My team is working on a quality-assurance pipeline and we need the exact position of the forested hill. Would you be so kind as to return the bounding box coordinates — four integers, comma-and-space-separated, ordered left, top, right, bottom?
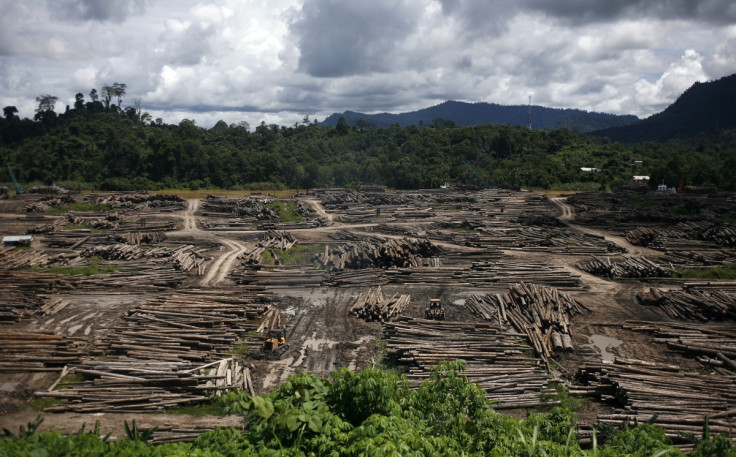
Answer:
2, 98, 736, 192
592, 73, 736, 143
321, 100, 638, 132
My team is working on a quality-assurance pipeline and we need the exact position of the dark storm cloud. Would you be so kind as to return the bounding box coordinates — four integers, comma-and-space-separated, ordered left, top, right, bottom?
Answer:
441, 0, 736, 25
290, 0, 421, 77
52, 0, 149, 23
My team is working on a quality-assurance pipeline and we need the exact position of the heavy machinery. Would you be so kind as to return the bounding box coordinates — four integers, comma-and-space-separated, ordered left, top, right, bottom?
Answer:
258, 329, 289, 359
425, 298, 445, 320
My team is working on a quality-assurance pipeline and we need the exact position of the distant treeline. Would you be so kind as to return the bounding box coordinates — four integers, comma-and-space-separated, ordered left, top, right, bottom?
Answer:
2, 100, 735, 191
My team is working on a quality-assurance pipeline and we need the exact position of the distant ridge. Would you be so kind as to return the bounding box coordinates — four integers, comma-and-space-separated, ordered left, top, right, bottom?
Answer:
592, 73, 736, 143
321, 100, 638, 132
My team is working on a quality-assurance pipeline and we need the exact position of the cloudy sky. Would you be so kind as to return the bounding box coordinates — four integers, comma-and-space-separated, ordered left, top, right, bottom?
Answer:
1, 0, 735, 128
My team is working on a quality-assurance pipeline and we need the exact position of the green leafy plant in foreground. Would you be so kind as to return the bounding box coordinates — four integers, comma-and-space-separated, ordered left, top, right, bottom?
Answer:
3, 362, 736, 456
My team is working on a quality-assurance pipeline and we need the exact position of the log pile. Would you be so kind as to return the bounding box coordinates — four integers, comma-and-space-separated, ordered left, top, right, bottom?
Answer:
0, 331, 83, 372
34, 290, 272, 412
166, 245, 208, 274
626, 221, 736, 248
576, 358, 736, 442
111, 230, 168, 245
232, 264, 325, 288
0, 246, 51, 269
636, 286, 736, 321
313, 237, 442, 270
36, 357, 255, 413
383, 317, 558, 409
466, 283, 589, 362
258, 230, 297, 250
81, 244, 144, 260
349, 286, 410, 322
576, 256, 672, 278
624, 320, 736, 373
0, 271, 74, 322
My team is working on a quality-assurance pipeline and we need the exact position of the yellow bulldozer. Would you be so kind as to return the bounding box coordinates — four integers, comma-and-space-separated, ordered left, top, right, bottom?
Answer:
425, 298, 445, 320
258, 329, 289, 359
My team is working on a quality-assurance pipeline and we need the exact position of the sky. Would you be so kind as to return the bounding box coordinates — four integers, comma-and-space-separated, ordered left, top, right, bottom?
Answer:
1, 0, 735, 128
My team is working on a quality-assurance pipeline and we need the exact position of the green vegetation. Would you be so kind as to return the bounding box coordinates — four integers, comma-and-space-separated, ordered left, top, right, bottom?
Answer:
626, 197, 651, 209
5, 362, 734, 456
4, 94, 736, 193
165, 402, 223, 417
542, 382, 588, 412
262, 245, 324, 266
674, 263, 736, 280
27, 263, 117, 276
267, 201, 303, 222
47, 202, 112, 213
30, 397, 59, 411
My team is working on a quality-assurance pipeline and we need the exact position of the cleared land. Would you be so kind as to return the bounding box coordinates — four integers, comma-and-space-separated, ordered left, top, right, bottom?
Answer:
0, 187, 735, 447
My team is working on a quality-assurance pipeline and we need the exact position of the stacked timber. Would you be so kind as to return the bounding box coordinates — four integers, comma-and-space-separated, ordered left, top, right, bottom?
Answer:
34, 290, 272, 412
324, 269, 387, 287
0, 246, 51, 269
636, 286, 736, 321
626, 221, 736, 248
350, 287, 410, 322
258, 230, 297, 250
81, 244, 144, 260
0, 332, 83, 372
167, 245, 208, 274
36, 357, 253, 412
577, 358, 736, 442
383, 317, 558, 409
576, 256, 672, 278
0, 271, 74, 322
624, 320, 736, 373
466, 283, 588, 362
313, 237, 442, 270
232, 264, 325, 288
111, 230, 168, 245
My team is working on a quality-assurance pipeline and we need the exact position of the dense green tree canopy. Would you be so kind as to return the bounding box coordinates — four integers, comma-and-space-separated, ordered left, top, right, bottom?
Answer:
2, 93, 735, 192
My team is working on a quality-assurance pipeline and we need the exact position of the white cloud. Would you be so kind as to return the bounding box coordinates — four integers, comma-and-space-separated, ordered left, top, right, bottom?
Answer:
0, 0, 734, 126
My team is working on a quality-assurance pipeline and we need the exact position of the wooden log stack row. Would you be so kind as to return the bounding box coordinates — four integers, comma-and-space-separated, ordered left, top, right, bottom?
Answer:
258, 230, 297, 250
623, 320, 736, 374
382, 317, 558, 410
32, 290, 272, 412
636, 286, 736, 321
81, 243, 144, 260
576, 256, 672, 279
314, 237, 442, 270
466, 282, 589, 362
0, 331, 83, 372
349, 286, 410, 322
232, 264, 326, 288
0, 246, 52, 269
111, 230, 168, 245
576, 358, 736, 442
626, 221, 736, 248
36, 357, 255, 413
0, 271, 75, 322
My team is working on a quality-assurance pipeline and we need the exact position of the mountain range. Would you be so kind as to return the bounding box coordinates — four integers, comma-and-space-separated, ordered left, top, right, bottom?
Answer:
323, 73, 736, 142
321, 101, 638, 133
591, 73, 736, 143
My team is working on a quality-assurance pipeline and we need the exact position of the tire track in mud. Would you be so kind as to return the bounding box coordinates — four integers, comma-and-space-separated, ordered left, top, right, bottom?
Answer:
260, 290, 379, 392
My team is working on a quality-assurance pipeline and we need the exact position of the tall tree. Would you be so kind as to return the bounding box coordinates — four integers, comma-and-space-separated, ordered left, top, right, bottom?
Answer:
112, 82, 127, 107
3, 106, 19, 121
89, 88, 98, 102
101, 85, 114, 109
74, 93, 85, 110
35, 94, 58, 113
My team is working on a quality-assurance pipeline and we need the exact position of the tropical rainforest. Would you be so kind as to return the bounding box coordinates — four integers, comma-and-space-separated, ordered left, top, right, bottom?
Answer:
2, 85, 736, 192
2, 362, 734, 456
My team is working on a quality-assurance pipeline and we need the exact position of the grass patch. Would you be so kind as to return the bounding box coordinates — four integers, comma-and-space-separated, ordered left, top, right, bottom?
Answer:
165, 402, 224, 417
720, 217, 736, 225
667, 199, 701, 216
231, 343, 249, 359
27, 263, 118, 276
266, 201, 303, 222
47, 202, 112, 213
156, 189, 298, 199
61, 223, 109, 233
673, 263, 736, 280
31, 397, 60, 411
262, 245, 324, 266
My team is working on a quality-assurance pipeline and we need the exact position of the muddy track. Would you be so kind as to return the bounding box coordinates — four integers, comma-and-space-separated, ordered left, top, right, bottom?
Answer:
260, 290, 379, 392
200, 239, 249, 286
551, 197, 659, 257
